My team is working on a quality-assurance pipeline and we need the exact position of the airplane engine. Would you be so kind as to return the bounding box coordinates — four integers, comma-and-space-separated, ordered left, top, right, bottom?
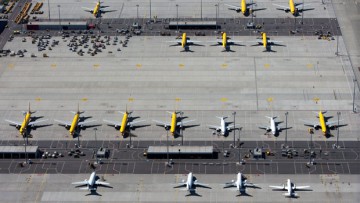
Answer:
329, 125, 337, 130
165, 125, 170, 131
266, 127, 271, 132
314, 125, 319, 130
216, 128, 221, 132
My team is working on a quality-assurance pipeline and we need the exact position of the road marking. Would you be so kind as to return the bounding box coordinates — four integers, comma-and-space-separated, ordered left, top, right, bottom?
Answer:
51, 64, 57, 69
313, 97, 320, 104
221, 63, 228, 69
178, 64, 184, 69
8, 63, 14, 69
220, 97, 228, 102
264, 63, 270, 68
128, 97, 134, 102
136, 64, 142, 69
267, 97, 273, 102
175, 97, 181, 102
35, 97, 42, 102
81, 98, 88, 101
307, 64, 314, 69
93, 64, 100, 69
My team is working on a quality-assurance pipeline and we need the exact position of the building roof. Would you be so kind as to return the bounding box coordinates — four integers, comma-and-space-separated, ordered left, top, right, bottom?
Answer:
0, 146, 38, 153
147, 146, 213, 154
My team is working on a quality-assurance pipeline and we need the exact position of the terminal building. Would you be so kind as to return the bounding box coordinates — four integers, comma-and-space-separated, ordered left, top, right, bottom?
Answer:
146, 146, 215, 159
0, 146, 40, 159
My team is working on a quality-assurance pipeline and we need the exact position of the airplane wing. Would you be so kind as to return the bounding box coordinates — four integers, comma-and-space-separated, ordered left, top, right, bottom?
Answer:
187, 40, 201, 44
295, 185, 310, 190
95, 180, 110, 186
28, 119, 48, 126
103, 119, 121, 128
295, 3, 311, 9
269, 185, 285, 190
325, 120, 344, 126
227, 124, 241, 130
177, 120, 195, 126
78, 120, 97, 126
300, 119, 319, 127
153, 120, 170, 127
208, 125, 220, 130
268, 40, 283, 44
194, 181, 209, 188
4, 119, 22, 126
272, 4, 289, 11
72, 180, 88, 185
82, 7, 94, 13
258, 126, 269, 130
54, 119, 71, 126
128, 120, 146, 126
224, 4, 241, 11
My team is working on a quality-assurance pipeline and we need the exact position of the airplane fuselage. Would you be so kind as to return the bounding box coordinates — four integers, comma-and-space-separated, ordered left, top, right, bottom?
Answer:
69, 113, 80, 136
181, 33, 187, 48
220, 117, 226, 135
270, 118, 276, 135
289, 0, 297, 15
170, 112, 177, 135
186, 172, 193, 191
93, 2, 100, 17
120, 112, 129, 135
19, 112, 31, 135
262, 32, 267, 48
241, 0, 247, 14
286, 179, 293, 196
222, 32, 227, 48
318, 111, 327, 134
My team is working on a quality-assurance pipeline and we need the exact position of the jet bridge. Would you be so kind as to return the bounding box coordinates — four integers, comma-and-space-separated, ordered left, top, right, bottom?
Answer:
146, 146, 215, 159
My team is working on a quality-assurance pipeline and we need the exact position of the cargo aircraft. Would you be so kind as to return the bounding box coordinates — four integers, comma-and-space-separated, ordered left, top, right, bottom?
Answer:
174, 172, 211, 196
224, 173, 259, 196
270, 179, 310, 197
259, 116, 290, 136
153, 111, 195, 136
273, 0, 314, 17
82, 0, 116, 18
210, 32, 244, 52
225, 0, 266, 16
55, 104, 97, 136
72, 171, 112, 194
251, 32, 284, 52
5, 103, 48, 136
167, 33, 202, 52
301, 111, 344, 136
103, 108, 146, 137
207, 116, 239, 136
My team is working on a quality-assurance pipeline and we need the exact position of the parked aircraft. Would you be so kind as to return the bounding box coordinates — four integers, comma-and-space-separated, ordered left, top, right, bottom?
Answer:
251, 32, 284, 52
167, 33, 202, 52
224, 173, 259, 196
270, 179, 310, 197
82, 0, 116, 18
174, 172, 211, 195
273, 0, 314, 17
153, 111, 195, 136
225, 0, 266, 16
72, 171, 111, 192
103, 109, 146, 137
5, 103, 47, 136
301, 111, 344, 136
210, 32, 244, 52
55, 104, 97, 136
207, 116, 239, 136
259, 116, 290, 136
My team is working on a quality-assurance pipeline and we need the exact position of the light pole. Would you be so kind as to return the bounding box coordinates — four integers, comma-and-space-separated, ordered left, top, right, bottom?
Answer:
336, 112, 340, 148
215, 4, 218, 31
201, 0, 202, 21
94, 128, 98, 163
353, 79, 357, 113
166, 129, 170, 166
57, 5, 61, 31
176, 4, 179, 32
232, 111, 236, 147
149, 0, 152, 22
238, 127, 242, 164
136, 4, 139, 22
48, 0, 50, 20
285, 112, 288, 146
301, 0, 304, 24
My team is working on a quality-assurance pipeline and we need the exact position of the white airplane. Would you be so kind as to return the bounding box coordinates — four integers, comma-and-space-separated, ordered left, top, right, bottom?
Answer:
208, 116, 238, 136
270, 179, 310, 197
72, 171, 111, 191
224, 173, 258, 195
174, 172, 211, 195
259, 116, 288, 136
